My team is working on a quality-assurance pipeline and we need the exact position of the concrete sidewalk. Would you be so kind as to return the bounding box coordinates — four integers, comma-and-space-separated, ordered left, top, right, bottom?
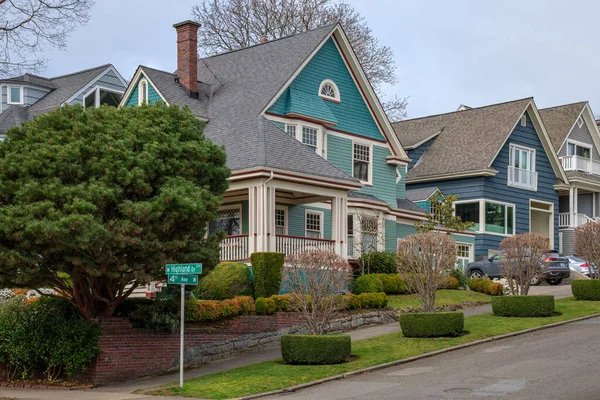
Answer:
0, 285, 573, 399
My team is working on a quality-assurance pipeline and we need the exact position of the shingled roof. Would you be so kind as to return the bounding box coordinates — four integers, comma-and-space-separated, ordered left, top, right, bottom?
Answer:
392, 98, 533, 181
136, 24, 359, 184
538, 102, 587, 152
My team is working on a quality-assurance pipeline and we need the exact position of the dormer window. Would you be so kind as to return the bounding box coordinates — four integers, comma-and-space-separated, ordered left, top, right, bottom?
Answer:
8, 86, 23, 105
138, 79, 149, 105
319, 80, 339, 102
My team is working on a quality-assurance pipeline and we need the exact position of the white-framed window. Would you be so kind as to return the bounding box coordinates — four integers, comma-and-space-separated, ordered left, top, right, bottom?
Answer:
361, 216, 379, 254
508, 144, 537, 191
353, 142, 371, 183
347, 214, 354, 258
138, 79, 149, 106
209, 206, 241, 236
577, 116, 584, 128
454, 199, 515, 236
83, 86, 123, 109
318, 79, 340, 102
8, 86, 23, 105
302, 126, 318, 153
457, 245, 470, 258
567, 140, 592, 160
305, 210, 323, 239
275, 207, 287, 235
285, 124, 296, 138
520, 114, 527, 127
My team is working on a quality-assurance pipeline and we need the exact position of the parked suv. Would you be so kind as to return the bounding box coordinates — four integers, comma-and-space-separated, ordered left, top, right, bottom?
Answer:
466, 251, 570, 285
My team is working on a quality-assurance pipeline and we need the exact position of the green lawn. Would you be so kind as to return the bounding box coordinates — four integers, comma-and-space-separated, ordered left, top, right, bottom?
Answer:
144, 298, 600, 400
387, 289, 491, 310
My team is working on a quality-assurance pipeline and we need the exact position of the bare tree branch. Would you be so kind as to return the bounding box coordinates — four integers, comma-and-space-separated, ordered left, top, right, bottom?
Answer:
500, 233, 550, 295
0, 0, 94, 77
191, 0, 407, 119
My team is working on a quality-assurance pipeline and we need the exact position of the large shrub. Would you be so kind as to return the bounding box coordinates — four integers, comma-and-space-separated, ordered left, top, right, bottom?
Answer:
399, 311, 464, 338
353, 274, 384, 294
254, 297, 277, 315
196, 262, 252, 300
0, 296, 100, 380
572, 280, 600, 301
376, 274, 407, 294
251, 252, 285, 298
357, 252, 397, 274
491, 296, 554, 317
281, 334, 351, 364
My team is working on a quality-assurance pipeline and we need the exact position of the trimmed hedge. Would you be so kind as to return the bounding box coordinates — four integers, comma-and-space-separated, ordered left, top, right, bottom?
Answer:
251, 252, 285, 298
353, 274, 384, 294
185, 296, 255, 322
399, 311, 464, 338
281, 334, 351, 364
255, 297, 277, 315
346, 292, 387, 309
196, 262, 252, 300
357, 252, 397, 274
468, 278, 503, 296
491, 296, 555, 317
572, 280, 600, 301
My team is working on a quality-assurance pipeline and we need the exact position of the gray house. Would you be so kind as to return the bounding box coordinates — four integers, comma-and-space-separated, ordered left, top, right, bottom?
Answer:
539, 102, 600, 255
0, 64, 127, 135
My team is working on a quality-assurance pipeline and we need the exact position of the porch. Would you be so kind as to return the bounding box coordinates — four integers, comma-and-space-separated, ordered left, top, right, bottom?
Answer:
558, 185, 600, 255
216, 175, 350, 262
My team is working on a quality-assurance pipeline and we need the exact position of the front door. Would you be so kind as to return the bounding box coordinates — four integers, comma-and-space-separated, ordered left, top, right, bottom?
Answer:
530, 201, 553, 249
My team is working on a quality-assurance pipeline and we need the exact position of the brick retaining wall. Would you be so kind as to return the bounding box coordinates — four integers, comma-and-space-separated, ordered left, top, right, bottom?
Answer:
90, 310, 396, 385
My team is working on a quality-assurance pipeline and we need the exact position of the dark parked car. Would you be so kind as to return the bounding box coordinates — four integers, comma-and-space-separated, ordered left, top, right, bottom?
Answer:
466, 251, 570, 285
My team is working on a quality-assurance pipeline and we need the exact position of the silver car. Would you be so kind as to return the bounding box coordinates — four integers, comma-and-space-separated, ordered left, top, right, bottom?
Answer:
563, 256, 598, 277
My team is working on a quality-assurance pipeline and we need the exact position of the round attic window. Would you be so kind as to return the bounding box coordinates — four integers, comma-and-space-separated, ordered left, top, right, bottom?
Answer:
319, 80, 339, 101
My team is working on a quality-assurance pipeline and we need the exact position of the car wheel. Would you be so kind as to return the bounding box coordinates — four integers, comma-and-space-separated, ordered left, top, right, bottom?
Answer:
546, 278, 563, 286
469, 270, 483, 279
530, 275, 542, 286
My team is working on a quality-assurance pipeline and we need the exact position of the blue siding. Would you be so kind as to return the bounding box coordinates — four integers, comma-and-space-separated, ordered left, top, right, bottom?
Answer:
407, 137, 435, 170
287, 205, 331, 239
407, 112, 559, 259
70, 69, 126, 106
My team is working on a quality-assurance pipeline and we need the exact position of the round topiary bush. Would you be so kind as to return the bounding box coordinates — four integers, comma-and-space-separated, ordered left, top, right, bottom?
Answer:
572, 280, 600, 301
399, 312, 464, 338
357, 251, 397, 274
281, 334, 351, 364
376, 274, 407, 294
491, 295, 555, 317
196, 262, 252, 300
353, 274, 383, 294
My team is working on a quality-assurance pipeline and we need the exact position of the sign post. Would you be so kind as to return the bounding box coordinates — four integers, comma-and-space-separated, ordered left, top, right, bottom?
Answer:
165, 263, 202, 389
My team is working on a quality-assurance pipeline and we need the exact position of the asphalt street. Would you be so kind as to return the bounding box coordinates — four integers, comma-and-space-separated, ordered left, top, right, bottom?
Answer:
265, 316, 600, 400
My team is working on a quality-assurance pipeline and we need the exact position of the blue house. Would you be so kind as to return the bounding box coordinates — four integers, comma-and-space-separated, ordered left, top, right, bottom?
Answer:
393, 98, 569, 261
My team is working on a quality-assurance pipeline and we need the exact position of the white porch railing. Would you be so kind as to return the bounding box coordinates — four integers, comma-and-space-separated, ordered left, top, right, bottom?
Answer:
220, 234, 249, 261
507, 167, 538, 191
276, 234, 335, 255
559, 212, 597, 228
560, 155, 600, 175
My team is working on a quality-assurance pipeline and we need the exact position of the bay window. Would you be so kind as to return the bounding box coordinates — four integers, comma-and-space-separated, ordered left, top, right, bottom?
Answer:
455, 201, 480, 231
302, 126, 318, 153
455, 199, 515, 235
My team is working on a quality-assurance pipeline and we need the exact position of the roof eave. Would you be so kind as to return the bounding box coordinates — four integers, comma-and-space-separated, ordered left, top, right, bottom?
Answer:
406, 168, 498, 184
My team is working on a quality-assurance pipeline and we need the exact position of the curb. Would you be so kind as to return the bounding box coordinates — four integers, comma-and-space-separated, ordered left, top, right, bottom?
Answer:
233, 311, 600, 400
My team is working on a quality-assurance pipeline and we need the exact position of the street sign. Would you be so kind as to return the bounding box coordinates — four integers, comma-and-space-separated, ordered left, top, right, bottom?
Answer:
167, 274, 198, 285
166, 263, 202, 275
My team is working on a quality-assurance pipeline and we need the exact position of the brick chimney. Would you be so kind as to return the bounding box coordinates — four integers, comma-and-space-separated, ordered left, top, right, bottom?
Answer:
173, 20, 201, 96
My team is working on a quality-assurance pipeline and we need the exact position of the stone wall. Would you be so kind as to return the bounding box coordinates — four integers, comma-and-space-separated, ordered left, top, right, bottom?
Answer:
90, 310, 396, 385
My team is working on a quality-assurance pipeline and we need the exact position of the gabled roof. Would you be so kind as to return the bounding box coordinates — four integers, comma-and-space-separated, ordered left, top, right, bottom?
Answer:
538, 102, 587, 152
0, 64, 124, 132
393, 98, 533, 181
406, 187, 440, 202
124, 25, 361, 186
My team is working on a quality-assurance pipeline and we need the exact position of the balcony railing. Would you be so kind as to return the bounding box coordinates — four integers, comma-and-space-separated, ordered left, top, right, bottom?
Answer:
560, 155, 600, 175
220, 234, 249, 261
507, 167, 538, 191
276, 234, 335, 255
559, 212, 598, 228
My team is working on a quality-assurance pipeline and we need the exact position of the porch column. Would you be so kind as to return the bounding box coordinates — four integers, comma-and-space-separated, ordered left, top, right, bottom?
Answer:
265, 185, 276, 252
248, 186, 257, 255
330, 196, 348, 257
574, 187, 579, 226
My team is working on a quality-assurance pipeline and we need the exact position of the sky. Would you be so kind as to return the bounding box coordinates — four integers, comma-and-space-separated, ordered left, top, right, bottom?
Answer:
40, 0, 600, 119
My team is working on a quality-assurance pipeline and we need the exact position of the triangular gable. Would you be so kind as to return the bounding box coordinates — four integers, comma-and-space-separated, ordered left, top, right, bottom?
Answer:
119, 67, 168, 107
262, 25, 408, 163
63, 65, 127, 106
558, 103, 600, 160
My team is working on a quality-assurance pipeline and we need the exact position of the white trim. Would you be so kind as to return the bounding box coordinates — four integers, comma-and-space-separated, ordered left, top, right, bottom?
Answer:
63, 65, 128, 106
304, 209, 324, 238
406, 168, 498, 184
318, 79, 340, 102
402, 130, 442, 150
520, 114, 527, 127
352, 140, 373, 185
118, 67, 170, 108
7, 85, 23, 105
580, 103, 600, 164
282, 118, 326, 158
566, 139, 593, 161
275, 205, 288, 235
529, 199, 554, 249
508, 143, 537, 191
82, 85, 125, 109
138, 78, 149, 106
577, 116, 584, 128
453, 198, 516, 236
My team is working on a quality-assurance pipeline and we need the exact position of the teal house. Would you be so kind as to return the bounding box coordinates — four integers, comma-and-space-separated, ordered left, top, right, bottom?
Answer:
119, 21, 475, 266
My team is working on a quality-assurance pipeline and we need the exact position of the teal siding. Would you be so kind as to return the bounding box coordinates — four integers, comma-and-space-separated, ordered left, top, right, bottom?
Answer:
125, 73, 162, 106
397, 223, 417, 239
287, 205, 331, 239
396, 165, 407, 200
385, 219, 396, 252
452, 233, 475, 245
326, 135, 352, 175
268, 38, 384, 141
415, 200, 430, 212
272, 121, 285, 130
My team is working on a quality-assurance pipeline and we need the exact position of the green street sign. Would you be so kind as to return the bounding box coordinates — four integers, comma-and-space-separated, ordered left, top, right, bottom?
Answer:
168, 274, 198, 285
166, 263, 202, 275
